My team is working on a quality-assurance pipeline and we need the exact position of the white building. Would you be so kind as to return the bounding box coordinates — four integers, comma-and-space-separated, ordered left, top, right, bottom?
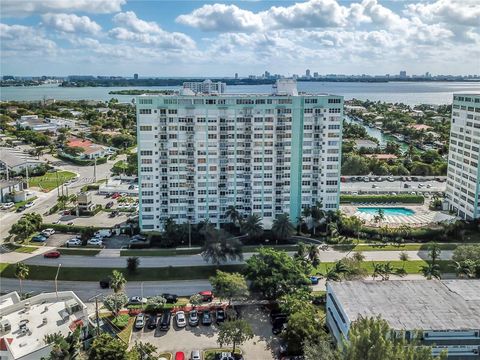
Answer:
0, 149, 44, 175
326, 280, 480, 359
182, 80, 226, 94
0, 291, 88, 360
16, 115, 57, 133
136, 79, 343, 231
445, 94, 480, 220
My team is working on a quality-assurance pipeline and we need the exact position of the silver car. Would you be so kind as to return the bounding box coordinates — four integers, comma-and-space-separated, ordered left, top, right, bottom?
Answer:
191, 350, 201, 360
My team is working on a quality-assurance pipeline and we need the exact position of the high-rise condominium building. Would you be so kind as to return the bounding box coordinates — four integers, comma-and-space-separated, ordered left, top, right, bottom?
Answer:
445, 93, 480, 220
183, 80, 226, 94
136, 80, 343, 231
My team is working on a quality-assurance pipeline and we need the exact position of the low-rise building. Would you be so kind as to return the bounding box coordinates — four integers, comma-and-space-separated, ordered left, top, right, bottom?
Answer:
326, 280, 480, 359
409, 124, 432, 131
45, 117, 76, 129
0, 180, 26, 203
77, 192, 94, 212
65, 138, 107, 160
364, 153, 398, 160
16, 115, 58, 133
0, 149, 44, 175
182, 79, 226, 94
353, 139, 377, 150
0, 291, 88, 360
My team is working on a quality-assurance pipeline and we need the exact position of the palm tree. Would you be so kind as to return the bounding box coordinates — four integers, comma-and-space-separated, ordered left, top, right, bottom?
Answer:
427, 242, 441, 264
15, 263, 29, 295
241, 214, 263, 239
307, 244, 321, 267
406, 144, 416, 160
225, 206, 241, 228
109, 270, 126, 315
399, 252, 409, 269
422, 263, 441, 280
372, 263, 383, 280
373, 209, 385, 225
310, 201, 325, 236
380, 262, 394, 280
324, 261, 349, 281
271, 213, 294, 242
453, 260, 475, 279
201, 229, 243, 265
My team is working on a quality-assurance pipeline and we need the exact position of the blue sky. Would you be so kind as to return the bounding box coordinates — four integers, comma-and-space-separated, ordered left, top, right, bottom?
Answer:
1, 0, 479, 77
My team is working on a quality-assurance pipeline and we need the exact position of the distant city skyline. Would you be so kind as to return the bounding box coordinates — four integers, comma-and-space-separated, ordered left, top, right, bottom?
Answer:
1, 0, 479, 76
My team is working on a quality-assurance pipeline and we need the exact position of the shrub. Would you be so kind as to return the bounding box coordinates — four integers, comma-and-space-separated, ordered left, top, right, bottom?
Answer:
340, 194, 424, 204
40, 223, 104, 233
126, 257, 139, 273
111, 314, 130, 329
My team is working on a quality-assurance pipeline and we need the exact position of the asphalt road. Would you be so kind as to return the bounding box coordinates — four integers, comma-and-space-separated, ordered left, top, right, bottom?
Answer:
20, 250, 454, 268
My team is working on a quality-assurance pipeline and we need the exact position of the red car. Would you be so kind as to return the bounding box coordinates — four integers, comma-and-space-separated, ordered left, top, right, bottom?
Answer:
111, 193, 120, 199
44, 251, 61, 258
175, 352, 185, 360
199, 290, 214, 302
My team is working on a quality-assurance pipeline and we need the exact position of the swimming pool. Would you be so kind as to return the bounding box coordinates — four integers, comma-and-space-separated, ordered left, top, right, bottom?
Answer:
357, 207, 415, 216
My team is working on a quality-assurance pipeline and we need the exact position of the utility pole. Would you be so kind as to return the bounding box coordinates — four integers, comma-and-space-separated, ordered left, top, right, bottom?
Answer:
54, 263, 62, 300
88, 294, 103, 336
93, 158, 97, 182
188, 220, 192, 248
56, 169, 60, 197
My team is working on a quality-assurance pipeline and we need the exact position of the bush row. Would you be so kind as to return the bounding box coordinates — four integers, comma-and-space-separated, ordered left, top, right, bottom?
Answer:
41, 223, 106, 233
340, 194, 424, 204
57, 153, 108, 166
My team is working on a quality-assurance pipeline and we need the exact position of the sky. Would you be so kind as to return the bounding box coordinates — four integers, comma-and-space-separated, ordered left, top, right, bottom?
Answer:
1, 0, 479, 77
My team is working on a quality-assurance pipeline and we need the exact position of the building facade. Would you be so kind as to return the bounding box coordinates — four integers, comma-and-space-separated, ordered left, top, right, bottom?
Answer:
446, 94, 480, 220
136, 81, 343, 231
182, 80, 226, 94
326, 280, 480, 359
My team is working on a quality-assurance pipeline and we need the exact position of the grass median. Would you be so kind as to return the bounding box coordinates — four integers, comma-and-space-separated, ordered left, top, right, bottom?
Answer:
57, 248, 101, 256
332, 243, 459, 252
29, 171, 76, 191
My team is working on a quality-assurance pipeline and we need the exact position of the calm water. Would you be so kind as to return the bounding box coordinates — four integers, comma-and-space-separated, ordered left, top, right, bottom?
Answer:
357, 207, 415, 216
1, 81, 479, 105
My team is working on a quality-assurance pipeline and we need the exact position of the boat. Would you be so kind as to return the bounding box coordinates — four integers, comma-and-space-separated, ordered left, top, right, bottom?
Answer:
392, 134, 405, 141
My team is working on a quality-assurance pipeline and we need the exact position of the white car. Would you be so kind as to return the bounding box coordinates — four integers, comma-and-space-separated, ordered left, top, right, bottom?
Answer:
42, 228, 55, 237
176, 311, 186, 328
87, 238, 103, 246
66, 238, 81, 246
25, 201, 35, 208
135, 314, 146, 330
1, 202, 15, 210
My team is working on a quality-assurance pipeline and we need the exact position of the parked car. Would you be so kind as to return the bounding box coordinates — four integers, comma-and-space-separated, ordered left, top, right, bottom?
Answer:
147, 314, 158, 329
162, 293, 178, 304
191, 350, 201, 360
111, 193, 120, 199
188, 310, 199, 326
201, 310, 212, 326
175, 352, 185, 360
309, 276, 320, 285
159, 311, 172, 331
270, 309, 287, 323
272, 316, 288, 335
199, 290, 214, 302
99, 278, 110, 289
176, 311, 187, 328
109, 211, 119, 218
16, 206, 26, 213
216, 308, 226, 323
31, 235, 47, 242
129, 296, 147, 305
25, 201, 35, 208
87, 238, 103, 246
214, 353, 237, 360
94, 229, 112, 238
371, 184, 378, 188
66, 238, 81, 246
105, 201, 114, 209
44, 251, 61, 258
1, 202, 14, 210
42, 228, 55, 237
135, 313, 146, 330
403, 183, 411, 188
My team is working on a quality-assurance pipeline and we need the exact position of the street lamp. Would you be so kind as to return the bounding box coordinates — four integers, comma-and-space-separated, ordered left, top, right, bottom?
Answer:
55, 263, 62, 300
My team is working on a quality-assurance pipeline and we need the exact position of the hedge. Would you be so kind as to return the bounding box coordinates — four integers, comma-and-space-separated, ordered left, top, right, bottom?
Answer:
41, 223, 106, 233
57, 152, 108, 166
111, 314, 130, 329
359, 226, 444, 242
340, 194, 424, 204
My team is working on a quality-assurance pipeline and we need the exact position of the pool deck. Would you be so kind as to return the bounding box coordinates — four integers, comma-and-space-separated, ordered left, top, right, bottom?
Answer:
341, 204, 456, 227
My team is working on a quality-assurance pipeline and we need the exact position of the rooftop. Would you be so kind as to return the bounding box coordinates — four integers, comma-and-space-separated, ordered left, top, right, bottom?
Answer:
328, 280, 480, 331
0, 149, 43, 168
0, 291, 87, 359
364, 153, 398, 160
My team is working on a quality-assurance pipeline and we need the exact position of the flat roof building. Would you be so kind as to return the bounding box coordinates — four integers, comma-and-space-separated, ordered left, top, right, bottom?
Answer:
326, 280, 480, 359
446, 94, 480, 220
0, 291, 88, 360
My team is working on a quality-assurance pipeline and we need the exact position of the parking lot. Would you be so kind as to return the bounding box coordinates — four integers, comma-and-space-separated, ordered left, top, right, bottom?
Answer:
341, 177, 446, 194
131, 306, 279, 359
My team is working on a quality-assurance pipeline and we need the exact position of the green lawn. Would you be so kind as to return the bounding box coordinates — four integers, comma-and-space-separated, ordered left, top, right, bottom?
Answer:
2, 243, 39, 253
57, 248, 101, 256
29, 171, 76, 191
204, 349, 242, 360
117, 317, 135, 344
333, 243, 459, 252
316, 260, 453, 275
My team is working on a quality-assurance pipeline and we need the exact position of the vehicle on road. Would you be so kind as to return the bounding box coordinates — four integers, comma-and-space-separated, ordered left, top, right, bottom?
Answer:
16, 206, 26, 213
216, 308, 226, 323
176, 311, 186, 328
147, 314, 158, 329
201, 310, 212, 326
99, 278, 110, 289
159, 311, 172, 331
1, 202, 14, 210
188, 310, 199, 326
129, 296, 147, 305
175, 352, 185, 360
111, 193, 120, 199
191, 350, 201, 360
44, 251, 61, 258
66, 238, 81, 246
67, 221, 74, 225
135, 313, 146, 330
25, 201, 35, 208
31, 235, 47, 242
109, 211, 119, 218
199, 290, 214, 302
371, 184, 378, 188
42, 228, 55, 237
87, 238, 103, 246
162, 293, 178, 304
105, 201, 114, 209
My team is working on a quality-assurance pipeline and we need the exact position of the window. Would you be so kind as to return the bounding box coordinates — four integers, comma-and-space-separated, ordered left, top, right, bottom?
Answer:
139, 125, 152, 131
139, 109, 152, 114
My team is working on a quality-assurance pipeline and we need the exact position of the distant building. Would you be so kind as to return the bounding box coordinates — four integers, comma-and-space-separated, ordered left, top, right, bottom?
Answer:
445, 93, 480, 220
0, 180, 26, 203
77, 192, 94, 213
134, 73, 139, 80
0, 291, 88, 360
313, 72, 319, 78
326, 280, 480, 359
305, 69, 311, 78
235, 73, 238, 79
364, 154, 398, 160
408, 124, 431, 131
264, 70, 271, 79
353, 139, 377, 150
66, 138, 107, 160
399, 70, 407, 78
182, 80, 226, 94
0, 149, 44, 175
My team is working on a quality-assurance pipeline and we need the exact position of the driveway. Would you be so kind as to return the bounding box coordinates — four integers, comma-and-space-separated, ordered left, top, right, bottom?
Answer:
131, 306, 278, 359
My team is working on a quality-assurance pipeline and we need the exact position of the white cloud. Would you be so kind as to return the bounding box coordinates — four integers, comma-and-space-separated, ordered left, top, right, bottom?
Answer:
110, 11, 196, 49
0, 23, 57, 54
406, 0, 480, 27
42, 13, 101, 34
1, 0, 125, 17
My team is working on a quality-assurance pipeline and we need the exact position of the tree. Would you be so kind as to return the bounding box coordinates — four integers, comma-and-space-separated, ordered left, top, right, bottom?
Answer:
345, 316, 447, 360
310, 201, 325, 235
15, 262, 29, 295
303, 337, 340, 360
209, 270, 249, 305
88, 333, 129, 360
284, 303, 325, 354
399, 252, 409, 269
422, 263, 441, 280
245, 248, 310, 299
271, 213, 294, 241
126, 257, 140, 274
103, 293, 128, 314
427, 242, 442, 263
241, 214, 263, 239
189, 293, 203, 309
373, 209, 385, 225
44, 328, 81, 360
201, 228, 243, 265
217, 319, 253, 354
9, 213, 43, 241
225, 206, 241, 228
130, 341, 158, 360
109, 270, 127, 315
63, 146, 84, 157
324, 261, 349, 281
307, 244, 321, 268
